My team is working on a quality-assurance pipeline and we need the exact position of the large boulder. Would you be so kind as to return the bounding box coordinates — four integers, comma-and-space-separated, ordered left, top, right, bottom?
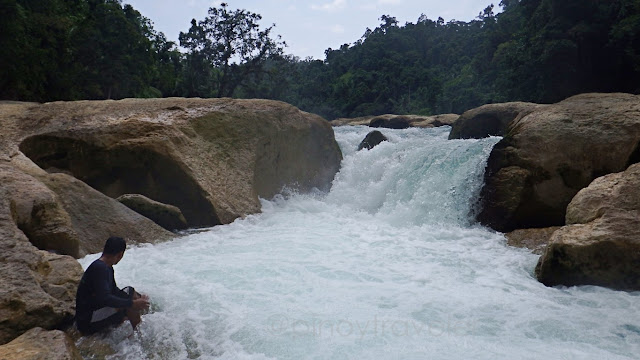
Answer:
535, 163, 640, 290
12, 98, 342, 226
117, 194, 188, 231
477, 93, 640, 232
0, 327, 82, 360
0, 188, 82, 344
448, 102, 542, 139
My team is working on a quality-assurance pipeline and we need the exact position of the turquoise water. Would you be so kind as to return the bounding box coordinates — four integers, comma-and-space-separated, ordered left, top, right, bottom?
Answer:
79, 126, 640, 359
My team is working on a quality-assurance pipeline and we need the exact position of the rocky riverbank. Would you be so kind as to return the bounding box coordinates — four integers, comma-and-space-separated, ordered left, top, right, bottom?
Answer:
450, 93, 640, 291
0, 98, 343, 355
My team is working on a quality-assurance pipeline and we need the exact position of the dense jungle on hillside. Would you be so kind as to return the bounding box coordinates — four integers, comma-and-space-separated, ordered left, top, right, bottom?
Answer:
1, 0, 639, 119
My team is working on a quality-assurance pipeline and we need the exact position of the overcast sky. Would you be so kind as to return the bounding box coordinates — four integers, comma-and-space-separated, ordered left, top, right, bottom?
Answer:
124, 0, 496, 60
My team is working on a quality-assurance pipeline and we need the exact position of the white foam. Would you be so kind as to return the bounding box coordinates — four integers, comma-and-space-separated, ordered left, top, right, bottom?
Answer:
79, 126, 640, 359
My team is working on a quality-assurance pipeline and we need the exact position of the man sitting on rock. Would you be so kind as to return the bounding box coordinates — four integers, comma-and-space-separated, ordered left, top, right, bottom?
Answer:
75, 236, 150, 335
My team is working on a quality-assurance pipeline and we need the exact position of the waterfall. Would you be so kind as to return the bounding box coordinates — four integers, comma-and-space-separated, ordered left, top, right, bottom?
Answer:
79, 126, 640, 360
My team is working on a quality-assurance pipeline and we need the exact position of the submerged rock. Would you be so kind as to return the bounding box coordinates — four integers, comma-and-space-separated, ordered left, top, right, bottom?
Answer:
0, 327, 82, 360
477, 93, 640, 232
358, 130, 388, 151
535, 163, 640, 290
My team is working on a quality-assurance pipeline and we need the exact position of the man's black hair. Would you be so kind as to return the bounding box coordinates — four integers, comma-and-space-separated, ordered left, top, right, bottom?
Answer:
103, 236, 126, 255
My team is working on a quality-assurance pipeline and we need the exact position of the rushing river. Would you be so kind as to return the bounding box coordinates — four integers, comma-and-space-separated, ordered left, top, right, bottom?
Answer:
79, 126, 640, 360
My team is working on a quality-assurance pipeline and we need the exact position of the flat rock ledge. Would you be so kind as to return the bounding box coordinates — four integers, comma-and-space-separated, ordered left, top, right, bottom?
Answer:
332, 113, 458, 128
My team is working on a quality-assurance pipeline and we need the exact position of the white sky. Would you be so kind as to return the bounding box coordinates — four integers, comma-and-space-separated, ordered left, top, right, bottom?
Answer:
124, 0, 496, 60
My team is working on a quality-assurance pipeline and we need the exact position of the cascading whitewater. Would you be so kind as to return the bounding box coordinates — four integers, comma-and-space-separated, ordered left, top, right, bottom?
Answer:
326, 127, 498, 226
79, 126, 640, 360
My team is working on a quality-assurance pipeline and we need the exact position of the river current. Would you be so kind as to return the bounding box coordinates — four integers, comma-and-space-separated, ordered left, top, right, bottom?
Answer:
79, 126, 640, 360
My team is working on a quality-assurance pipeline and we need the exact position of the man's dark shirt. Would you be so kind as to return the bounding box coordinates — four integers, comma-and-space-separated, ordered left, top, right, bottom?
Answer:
75, 259, 132, 332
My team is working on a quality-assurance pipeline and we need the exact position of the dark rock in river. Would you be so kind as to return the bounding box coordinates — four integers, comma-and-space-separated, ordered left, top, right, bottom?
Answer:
358, 130, 388, 151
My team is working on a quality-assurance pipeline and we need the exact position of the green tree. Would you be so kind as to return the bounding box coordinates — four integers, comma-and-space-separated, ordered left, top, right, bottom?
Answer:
2, 0, 638, 115
178, 3, 285, 98
149, 32, 183, 97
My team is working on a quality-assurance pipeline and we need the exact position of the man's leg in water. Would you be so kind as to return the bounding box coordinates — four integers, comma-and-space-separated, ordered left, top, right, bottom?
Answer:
126, 291, 148, 329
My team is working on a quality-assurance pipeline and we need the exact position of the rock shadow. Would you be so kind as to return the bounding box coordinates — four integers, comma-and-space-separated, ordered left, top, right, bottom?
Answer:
20, 135, 220, 228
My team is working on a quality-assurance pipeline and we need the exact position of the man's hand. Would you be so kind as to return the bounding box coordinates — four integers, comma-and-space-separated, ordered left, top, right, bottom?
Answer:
131, 297, 150, 311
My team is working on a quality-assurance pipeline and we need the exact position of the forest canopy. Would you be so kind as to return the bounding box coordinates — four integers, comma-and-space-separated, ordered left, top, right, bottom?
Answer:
1, 0, 639, 119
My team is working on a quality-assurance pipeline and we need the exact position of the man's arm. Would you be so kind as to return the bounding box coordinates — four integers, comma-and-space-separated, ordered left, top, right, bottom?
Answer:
93, 264, 133, 309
